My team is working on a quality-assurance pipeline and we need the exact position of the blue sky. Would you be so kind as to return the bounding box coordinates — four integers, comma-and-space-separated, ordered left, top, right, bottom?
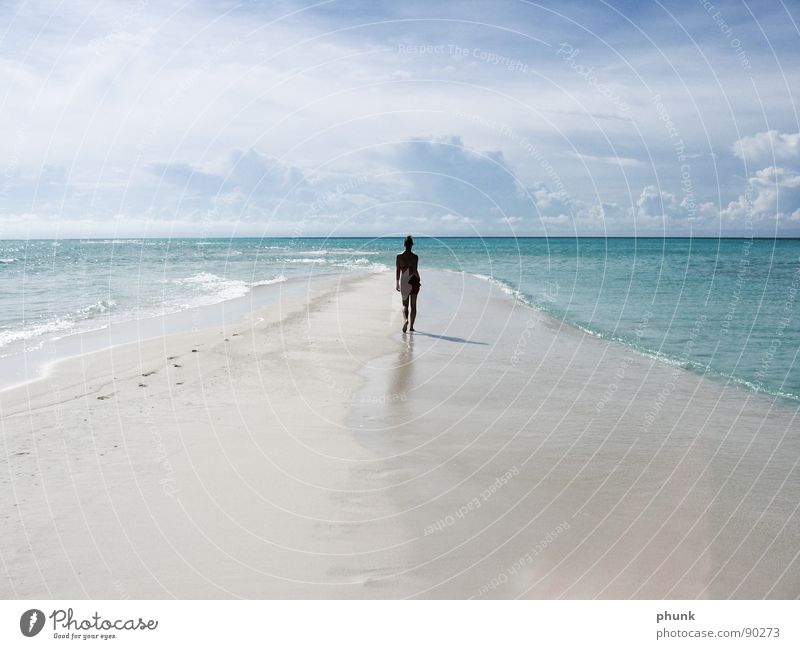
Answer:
1, 0, 799, 237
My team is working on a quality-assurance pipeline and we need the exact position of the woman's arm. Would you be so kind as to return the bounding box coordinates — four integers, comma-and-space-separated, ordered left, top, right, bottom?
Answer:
395, 255, 401, 291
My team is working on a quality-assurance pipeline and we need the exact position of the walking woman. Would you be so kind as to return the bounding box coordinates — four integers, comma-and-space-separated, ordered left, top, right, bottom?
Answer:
396, 235, 421, 333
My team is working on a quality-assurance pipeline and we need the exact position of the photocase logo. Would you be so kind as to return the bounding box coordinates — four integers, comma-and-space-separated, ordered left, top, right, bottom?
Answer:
15, 606, 159, 639
20, 609, 45, 637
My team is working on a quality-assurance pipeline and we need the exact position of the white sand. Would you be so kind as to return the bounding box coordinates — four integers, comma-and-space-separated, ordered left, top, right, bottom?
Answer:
1, 270, 798, 598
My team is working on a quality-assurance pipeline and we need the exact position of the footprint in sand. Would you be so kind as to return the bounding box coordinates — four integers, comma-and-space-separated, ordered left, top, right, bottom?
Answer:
142, 370, 156, 377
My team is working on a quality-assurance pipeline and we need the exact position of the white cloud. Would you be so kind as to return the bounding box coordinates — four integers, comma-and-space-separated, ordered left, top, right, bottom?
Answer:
721, 166, 800, 226
567, 152, 642, 168
732, 130, 800, 163
630, 185, 717, 233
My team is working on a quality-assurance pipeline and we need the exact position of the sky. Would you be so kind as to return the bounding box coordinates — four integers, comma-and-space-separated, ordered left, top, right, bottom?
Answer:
0, 0, 799, 237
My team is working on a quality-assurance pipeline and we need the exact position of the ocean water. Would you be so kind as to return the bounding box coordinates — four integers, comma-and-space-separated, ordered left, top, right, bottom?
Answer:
1, 237, 798, 400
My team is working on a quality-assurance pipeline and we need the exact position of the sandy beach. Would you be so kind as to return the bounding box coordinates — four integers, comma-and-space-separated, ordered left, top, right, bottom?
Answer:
1, 269, 798, 599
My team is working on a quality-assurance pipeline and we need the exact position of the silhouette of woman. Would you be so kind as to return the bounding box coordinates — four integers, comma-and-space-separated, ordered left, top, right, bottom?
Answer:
395, 235, 421, 333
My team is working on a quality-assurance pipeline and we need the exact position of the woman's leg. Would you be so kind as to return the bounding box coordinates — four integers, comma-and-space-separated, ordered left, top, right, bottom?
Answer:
409, 293, 417, 331
402, 296, 409, 332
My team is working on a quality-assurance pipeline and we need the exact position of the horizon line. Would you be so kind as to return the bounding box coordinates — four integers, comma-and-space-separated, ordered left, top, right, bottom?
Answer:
2, 235, 799, 241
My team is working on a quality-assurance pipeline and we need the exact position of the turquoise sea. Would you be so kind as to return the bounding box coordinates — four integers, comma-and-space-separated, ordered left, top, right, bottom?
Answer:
1, 237, 798, 400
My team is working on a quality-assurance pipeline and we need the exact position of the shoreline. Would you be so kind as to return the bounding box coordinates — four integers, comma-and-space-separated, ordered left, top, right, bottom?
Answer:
0, 272, 344, 393
1, 270, 798, 598
447, 270, 800, 405
5, 265, 796, 405
2, 237, 798, 406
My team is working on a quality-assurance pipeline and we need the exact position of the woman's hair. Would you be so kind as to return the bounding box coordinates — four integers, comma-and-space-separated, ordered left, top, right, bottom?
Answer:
404, 235, 413, 250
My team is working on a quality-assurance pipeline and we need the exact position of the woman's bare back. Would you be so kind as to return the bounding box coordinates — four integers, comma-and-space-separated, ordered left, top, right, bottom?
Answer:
396, 250, 418, 273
